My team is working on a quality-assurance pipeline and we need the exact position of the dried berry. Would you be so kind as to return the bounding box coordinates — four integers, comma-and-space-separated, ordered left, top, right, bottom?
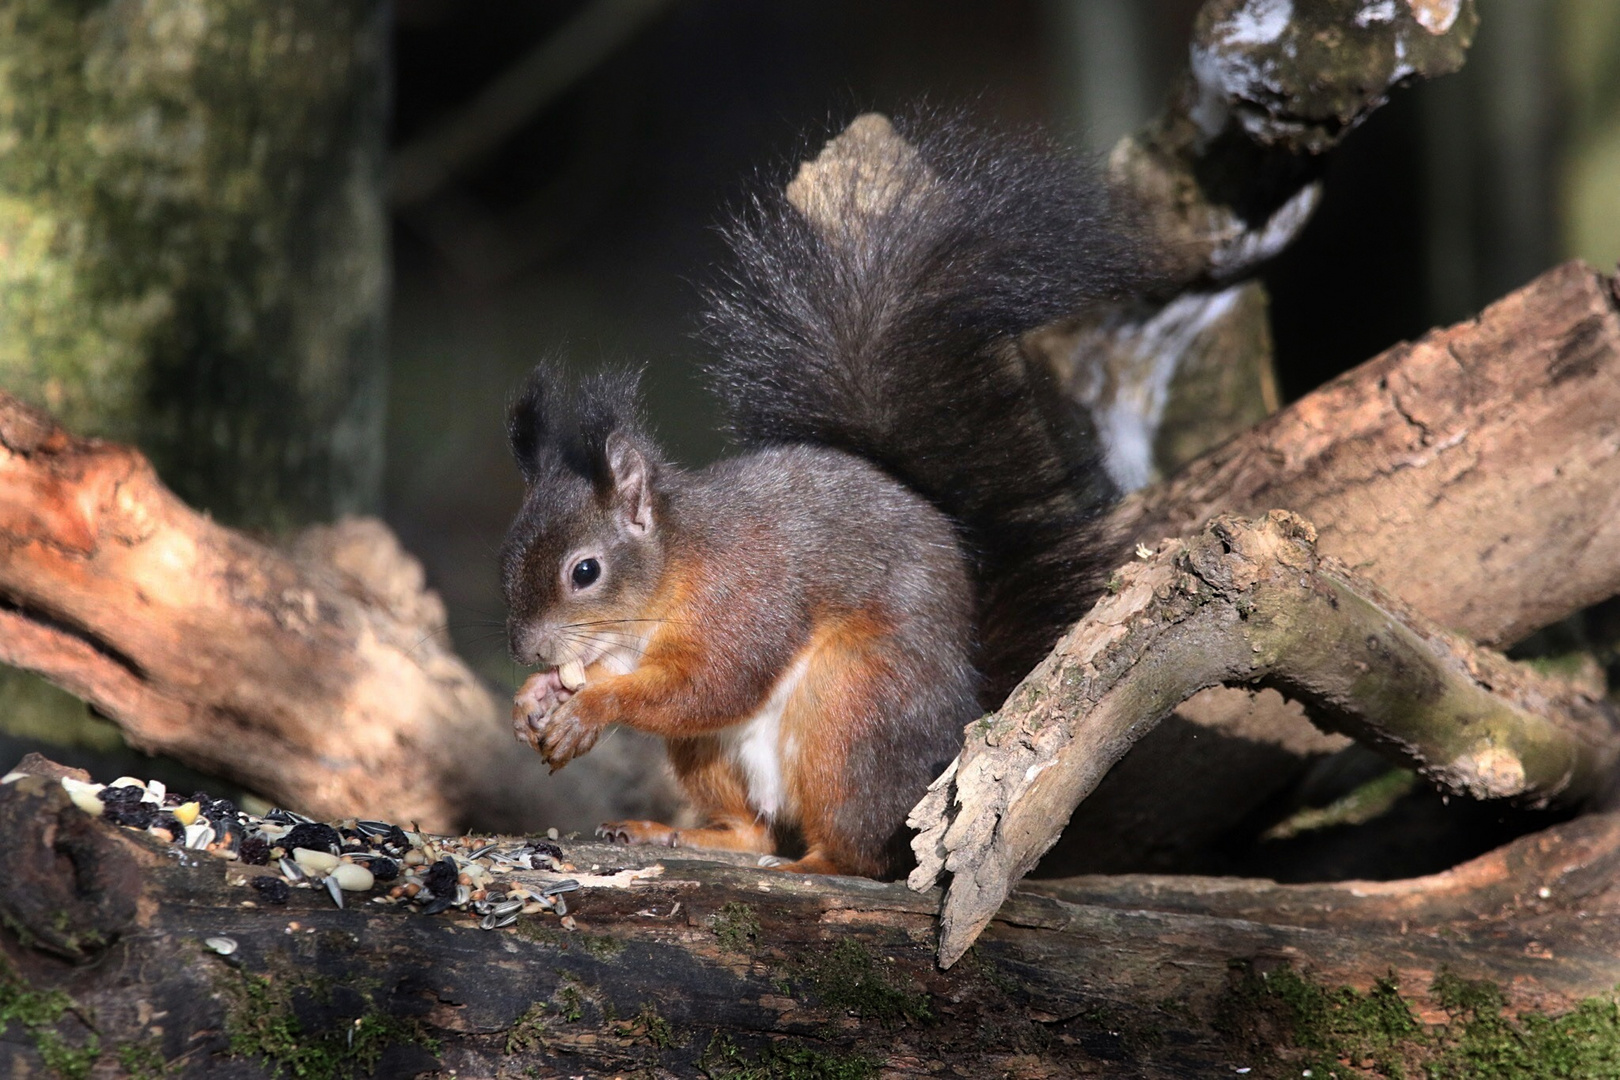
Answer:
424, 856, 458, 899
251, 876, 291, 905
283, 822, 342, 855
239, 836, 271, 866
370, 857, 400, 883
100, 785, 145, 811
106, 802, 158, 829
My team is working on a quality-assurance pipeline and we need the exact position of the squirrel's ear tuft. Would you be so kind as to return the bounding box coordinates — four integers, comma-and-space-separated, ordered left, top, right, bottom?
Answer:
507, 363, 555, 485
604, 432, 655, 536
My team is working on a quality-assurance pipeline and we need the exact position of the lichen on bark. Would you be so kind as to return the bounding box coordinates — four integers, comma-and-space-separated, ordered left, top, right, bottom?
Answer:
0, 0, 388, 530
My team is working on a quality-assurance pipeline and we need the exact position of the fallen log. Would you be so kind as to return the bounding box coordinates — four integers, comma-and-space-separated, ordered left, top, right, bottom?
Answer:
5, 758, 1620, 1079
1112, 259, 1620, 651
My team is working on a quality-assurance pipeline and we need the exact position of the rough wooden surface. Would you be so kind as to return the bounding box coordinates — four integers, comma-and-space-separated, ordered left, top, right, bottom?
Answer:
910, 512, 1620, 967
1113, 260, 1620, 650
1050, 260, 1620, 874
5, 769, 1620, 1079
0, 393, 524, 833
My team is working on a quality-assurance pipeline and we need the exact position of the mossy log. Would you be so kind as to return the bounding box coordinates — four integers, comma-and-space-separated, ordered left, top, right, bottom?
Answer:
5, 762, 1620, 1079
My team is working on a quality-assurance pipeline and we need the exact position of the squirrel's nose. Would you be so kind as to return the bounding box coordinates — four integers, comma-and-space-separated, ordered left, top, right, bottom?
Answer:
507, 621, 553, 667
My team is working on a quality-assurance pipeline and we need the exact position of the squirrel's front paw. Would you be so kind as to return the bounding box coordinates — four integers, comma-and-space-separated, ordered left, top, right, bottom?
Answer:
512, 669, 574, 750
533, 696, 605, 772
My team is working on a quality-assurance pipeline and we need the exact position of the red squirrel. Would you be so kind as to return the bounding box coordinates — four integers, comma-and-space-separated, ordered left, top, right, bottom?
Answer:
501, 113, 1145, 878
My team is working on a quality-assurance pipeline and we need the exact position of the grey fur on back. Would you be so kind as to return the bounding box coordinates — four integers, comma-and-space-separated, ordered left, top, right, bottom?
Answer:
700, 110, 1148, 704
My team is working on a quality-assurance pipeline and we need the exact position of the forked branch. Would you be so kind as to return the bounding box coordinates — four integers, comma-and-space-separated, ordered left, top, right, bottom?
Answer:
910, 511, 1620, 967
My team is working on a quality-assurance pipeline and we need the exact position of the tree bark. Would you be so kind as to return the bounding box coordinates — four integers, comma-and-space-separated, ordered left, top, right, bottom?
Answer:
909, 511, 1620, 966
0, 393, 519, 834
1051, 259, 1620, 876
1112, 259, 1620, 651
0, 0, 390, 528
4, 763, 1620, 1079
1045, 0, 1478, 493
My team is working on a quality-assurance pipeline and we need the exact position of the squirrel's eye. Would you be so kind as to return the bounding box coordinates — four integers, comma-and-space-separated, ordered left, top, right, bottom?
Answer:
570, 557, 602, 590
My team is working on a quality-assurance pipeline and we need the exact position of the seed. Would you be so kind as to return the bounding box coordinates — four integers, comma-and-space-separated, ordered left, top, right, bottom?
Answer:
67, 786, 105, 817
293, 848, 340, 875
205, 936, 238, 955
331, 863, 375, 892
173, 801, 201, 826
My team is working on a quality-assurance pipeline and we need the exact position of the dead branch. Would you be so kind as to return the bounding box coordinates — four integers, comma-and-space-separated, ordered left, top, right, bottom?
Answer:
1051, 259, 1620, 873
0, 394, 528, 832
910, 511, 1620, 967
1113, 260, 1620, 650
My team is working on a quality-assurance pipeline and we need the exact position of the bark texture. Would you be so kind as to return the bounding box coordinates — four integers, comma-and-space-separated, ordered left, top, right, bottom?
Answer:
5, 769, 1620, 1079
910, 512, 1620, 967
1050, 0, 1478, 492
1052, 259, 1620, 876
1112, 260, 1620, 650
0, 0, 389, 527
0, 393, 540, 834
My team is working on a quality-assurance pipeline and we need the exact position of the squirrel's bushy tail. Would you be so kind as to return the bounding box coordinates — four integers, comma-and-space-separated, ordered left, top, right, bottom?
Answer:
701, 111, 1147, 705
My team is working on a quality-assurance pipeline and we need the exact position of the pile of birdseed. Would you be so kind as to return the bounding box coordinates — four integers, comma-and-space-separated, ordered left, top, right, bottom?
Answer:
5, 769, 591, 931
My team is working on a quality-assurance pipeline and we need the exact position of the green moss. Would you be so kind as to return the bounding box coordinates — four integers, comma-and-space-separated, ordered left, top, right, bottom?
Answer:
1222, 962, 1620, 1079
34, 1029, 101, 1080
504, 1002, 549, 1055
789, 939, 931, 1026
712, 902, 761, 954
616, 1002, 675, 1049
956, 946, 1018, 998
554, 973, 587, 1023
115, 1041, 168, 1079
0, 955, 100, 1079
509, 919, 622, 959
578, 933, 625, 960
700, 1033, 879, 1080
1222, 962, 1422, 1078
223, 969, 437, 1080
1427, 971, 1620, 1079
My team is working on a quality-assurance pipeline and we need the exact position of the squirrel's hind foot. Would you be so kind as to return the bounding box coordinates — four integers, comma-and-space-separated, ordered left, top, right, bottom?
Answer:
596, 820, 679, 847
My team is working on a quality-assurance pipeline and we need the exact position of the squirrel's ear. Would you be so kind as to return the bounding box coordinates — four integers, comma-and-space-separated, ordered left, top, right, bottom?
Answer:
508, 368, 550, 485
604, 432, 655, 537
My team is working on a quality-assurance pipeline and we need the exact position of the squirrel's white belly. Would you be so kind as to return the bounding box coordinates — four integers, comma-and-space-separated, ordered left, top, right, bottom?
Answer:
719, 655, 808, 820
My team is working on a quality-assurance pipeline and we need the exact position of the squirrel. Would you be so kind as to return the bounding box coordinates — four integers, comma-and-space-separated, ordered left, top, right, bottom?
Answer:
501, 112, 1146, 878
